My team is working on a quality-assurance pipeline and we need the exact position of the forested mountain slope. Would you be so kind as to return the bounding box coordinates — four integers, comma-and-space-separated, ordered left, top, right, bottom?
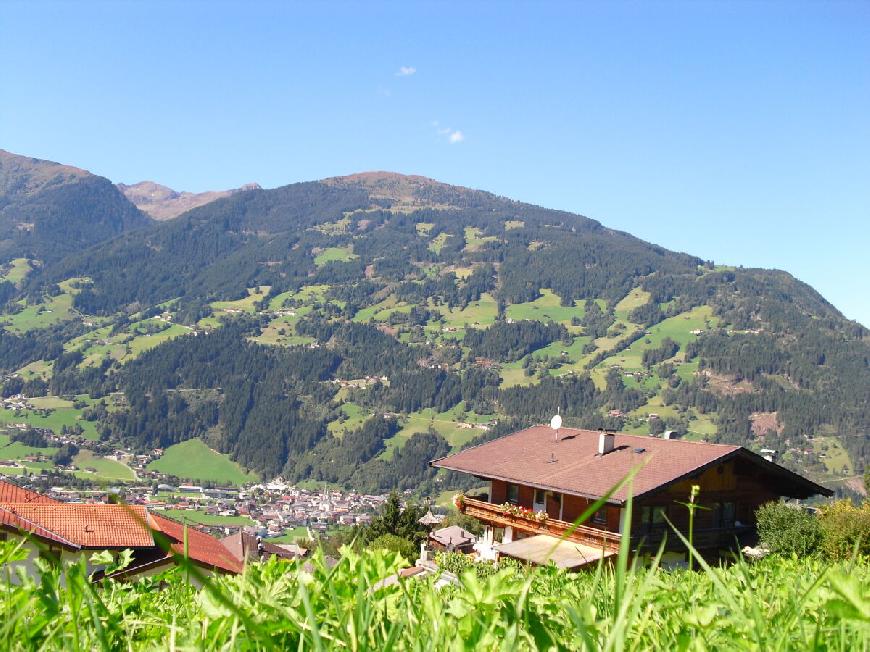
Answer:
0, 164, 866, 495
0, 150, 150, 265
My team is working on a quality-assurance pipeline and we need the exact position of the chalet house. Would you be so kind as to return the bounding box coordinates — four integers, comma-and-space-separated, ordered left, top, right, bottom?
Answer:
431, 426, 832, 570
0, 479, 241, 582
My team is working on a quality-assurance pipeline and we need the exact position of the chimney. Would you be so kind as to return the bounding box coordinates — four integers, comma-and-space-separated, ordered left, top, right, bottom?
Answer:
598, 431, 615, 455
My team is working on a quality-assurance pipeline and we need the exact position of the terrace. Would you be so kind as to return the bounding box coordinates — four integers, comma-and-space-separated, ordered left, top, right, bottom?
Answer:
461, 496, 621, 552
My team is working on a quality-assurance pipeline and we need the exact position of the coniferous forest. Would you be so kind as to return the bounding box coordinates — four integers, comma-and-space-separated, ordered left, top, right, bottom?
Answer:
0, 152, 867, 495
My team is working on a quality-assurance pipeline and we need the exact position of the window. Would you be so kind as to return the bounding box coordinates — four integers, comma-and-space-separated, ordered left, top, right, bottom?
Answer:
722, 502, 736, 528
640, 506, 667, 532
592, 508, 607, 525
534, 489, 545, 505
506, 483, 519, 504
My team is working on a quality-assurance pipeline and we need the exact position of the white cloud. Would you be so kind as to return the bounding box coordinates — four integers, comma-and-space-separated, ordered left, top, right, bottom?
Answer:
432, 121, 465, 144
396, 66, 417, 77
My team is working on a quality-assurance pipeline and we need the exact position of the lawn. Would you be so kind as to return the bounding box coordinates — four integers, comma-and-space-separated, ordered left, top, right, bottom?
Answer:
266, 526, 311, 543
159, 509, 255, 527
504, 219, 524, 230
314, 246, 357, 267
147, 438, 259, 485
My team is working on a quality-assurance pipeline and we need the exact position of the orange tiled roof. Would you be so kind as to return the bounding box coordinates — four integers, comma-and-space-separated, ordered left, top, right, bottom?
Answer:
0, 479, 58, 504
0, 504, 154, 548
148, 513, 243, 574
0, 505, 75, 547
432, 426, 831, 503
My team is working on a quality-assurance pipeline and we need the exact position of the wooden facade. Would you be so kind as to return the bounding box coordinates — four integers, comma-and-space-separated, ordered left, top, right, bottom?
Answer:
464, 457, 782, 556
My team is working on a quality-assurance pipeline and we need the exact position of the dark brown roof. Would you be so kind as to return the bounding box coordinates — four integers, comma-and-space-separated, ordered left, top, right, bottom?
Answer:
432, 426, 831, 504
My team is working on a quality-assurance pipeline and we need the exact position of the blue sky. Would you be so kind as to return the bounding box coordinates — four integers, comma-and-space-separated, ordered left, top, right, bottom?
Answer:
2, 1, 868, 325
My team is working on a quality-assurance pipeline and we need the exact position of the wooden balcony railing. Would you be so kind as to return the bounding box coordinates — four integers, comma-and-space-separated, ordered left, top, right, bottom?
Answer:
461, 497, 621, 552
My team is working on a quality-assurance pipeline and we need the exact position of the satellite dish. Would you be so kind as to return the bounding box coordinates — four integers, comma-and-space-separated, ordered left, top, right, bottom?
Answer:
550, 414, 562, 430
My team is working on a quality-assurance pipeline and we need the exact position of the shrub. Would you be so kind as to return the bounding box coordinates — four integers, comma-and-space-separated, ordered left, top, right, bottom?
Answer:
817, 500, 870, 560
756, 501, 822, 556
369, 533, 417, 562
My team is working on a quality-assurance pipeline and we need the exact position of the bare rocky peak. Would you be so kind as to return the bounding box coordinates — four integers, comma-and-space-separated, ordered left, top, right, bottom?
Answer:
118, 180, 262, 220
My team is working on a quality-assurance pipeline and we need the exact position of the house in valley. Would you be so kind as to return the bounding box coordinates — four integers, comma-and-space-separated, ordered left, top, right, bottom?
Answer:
431, 426, 831, 569
0, 479, 241, 582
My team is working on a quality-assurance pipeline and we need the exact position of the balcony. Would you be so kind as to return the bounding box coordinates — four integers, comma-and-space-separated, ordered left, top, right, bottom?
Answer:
460, 497, 621, 552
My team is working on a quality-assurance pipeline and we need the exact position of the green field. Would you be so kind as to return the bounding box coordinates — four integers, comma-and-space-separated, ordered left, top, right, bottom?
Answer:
314, 246, 357, 267
415, 222, 434, 236
0, 397, 99, 441
266, 526, 310, 543
1, 291, 75, 333
327, 402, 372, 438
0, 258, 33, 285
72, 449, 136, 482
211, 286, 271, 314
353, 295, 413, 323
504, 219, 524, 230
380, 403, 493, 459
428, 292, 498, 339
613, 287, 652, 319
463, 226, 497, 252
253, 306, 314, 347
147, 438, 259, 485
505, 289, 586, 327
0, 433, 58, 460
598, 305, 715, 372
812, 435, 854, 477
159, 508, 255, 527
428, 232, 451, 254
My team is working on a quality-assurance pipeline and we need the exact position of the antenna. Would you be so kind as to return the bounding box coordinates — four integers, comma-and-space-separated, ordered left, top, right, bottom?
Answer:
550, 412, 562, 442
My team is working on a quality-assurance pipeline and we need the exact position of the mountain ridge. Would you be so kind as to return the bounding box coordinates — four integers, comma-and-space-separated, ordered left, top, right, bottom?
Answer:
0, 151, 866, 497
118, 180, 262, 221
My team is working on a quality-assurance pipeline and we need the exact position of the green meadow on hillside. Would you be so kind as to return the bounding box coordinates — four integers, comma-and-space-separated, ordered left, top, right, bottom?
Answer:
146, 438, 259, 485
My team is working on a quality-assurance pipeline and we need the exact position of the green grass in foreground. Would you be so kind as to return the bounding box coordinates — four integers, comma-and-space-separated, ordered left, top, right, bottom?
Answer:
146, 438, 259, 485
0, 540, 866, 650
